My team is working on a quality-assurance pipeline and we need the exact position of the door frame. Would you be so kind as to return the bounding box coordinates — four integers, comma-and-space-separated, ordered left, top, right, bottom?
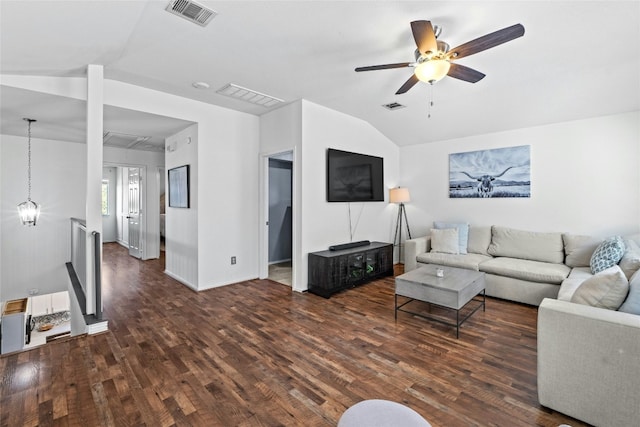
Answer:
127, 166, 143, 259
259, 149, 297, 289
104, 162, 149, 259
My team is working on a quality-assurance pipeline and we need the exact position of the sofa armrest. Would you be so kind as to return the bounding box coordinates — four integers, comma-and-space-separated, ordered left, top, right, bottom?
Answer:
537, 298, 640, 426
403, 236, 430, 272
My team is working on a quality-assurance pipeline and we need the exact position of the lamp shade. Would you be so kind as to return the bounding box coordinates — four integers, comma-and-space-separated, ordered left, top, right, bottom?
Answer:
389, 187, 411, 204
414, 59, 451, 83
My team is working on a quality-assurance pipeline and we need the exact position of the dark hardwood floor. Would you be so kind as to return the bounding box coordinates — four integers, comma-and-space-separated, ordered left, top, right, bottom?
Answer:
0, 243, 589, 426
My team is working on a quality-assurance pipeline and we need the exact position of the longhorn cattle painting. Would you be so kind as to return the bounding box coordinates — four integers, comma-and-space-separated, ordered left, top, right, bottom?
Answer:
449, 145, 531, 198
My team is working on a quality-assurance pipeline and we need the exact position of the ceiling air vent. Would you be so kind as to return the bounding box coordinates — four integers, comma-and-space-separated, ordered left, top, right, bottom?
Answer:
165, 0, 217, 27
103, 132, 152, 150
382, 102, 406, 111
216, 83, 284, 108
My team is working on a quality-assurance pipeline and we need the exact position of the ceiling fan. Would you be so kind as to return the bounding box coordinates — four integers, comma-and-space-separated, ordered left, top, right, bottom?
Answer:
355, 21, 525, 95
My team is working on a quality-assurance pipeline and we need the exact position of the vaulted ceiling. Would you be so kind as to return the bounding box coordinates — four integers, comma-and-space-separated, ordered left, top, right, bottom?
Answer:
1, 1, 639, 149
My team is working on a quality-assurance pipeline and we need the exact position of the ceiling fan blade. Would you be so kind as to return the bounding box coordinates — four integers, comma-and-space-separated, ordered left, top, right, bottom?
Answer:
395, 74, 419, 94
447, 23, 525, 60
447, 63, 486, 83
411, 20, 437, 55
355, 62, 412, 72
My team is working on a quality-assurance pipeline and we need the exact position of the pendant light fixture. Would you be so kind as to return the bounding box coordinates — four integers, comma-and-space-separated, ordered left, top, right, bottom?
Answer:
17, 118, 40, 226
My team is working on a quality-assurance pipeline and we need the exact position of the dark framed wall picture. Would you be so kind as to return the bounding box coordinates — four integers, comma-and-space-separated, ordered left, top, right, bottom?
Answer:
168, 165, 190, 208
449, 145, 531, 198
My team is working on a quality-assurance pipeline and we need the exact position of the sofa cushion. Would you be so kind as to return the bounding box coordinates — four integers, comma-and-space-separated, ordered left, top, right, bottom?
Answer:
563, 233, 602, 268
618, 269, 640, 315
430, 228, 459, 254
590, 236, 626, 274
571, 265, 629, 310
479, 257, 571, 284
434, 221, 469, 254
557, 278, 584, 301
487, 226, 565, 264
619, 239, 640, 280
416, 252, 492, 271
467, 226, 492, 256
567, 266, 594, 281
559, 267, 593, 301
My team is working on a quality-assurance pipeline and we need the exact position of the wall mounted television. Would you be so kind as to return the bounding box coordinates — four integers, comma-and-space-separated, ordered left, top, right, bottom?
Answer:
327, 148, 384, 202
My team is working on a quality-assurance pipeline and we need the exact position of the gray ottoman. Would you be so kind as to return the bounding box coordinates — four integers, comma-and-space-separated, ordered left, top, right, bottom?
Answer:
338, 399, 431, 427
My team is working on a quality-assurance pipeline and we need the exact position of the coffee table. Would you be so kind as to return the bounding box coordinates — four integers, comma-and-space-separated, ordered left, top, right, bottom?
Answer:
395, 264, 486, 338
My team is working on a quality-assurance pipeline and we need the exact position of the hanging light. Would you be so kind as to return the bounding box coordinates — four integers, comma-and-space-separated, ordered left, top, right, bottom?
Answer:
414, 59, 451, 84
17, 118, 40, 226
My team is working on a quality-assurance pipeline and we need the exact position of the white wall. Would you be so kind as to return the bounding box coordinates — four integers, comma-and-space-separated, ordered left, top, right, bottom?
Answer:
165, 125, 198, 288
401, 111, 640, 238
299, 101, 400, 290
301, 100, 401, 242
1, 135, 86, 301
260, 102, 303, 285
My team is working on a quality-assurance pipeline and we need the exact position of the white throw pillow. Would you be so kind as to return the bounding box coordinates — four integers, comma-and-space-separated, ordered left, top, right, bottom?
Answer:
434, 221, 469, 254
570, 265, 630, 310
430, 228, 459, 254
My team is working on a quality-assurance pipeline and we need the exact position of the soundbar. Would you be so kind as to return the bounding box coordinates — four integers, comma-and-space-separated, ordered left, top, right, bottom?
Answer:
329, 240, 370, 251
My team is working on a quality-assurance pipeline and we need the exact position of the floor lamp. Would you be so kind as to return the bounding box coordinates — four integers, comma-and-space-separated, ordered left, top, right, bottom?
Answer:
390, 187, 412, 263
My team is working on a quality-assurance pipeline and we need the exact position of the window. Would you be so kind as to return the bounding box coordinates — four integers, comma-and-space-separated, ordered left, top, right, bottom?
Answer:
101, 180, 109, 215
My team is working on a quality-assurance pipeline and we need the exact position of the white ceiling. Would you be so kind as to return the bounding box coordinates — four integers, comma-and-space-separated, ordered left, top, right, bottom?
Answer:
1, 1, 639, 148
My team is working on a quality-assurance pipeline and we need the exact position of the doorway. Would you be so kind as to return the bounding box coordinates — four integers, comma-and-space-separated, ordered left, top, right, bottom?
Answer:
102, 164, 151, 259
266, 152, 293, 286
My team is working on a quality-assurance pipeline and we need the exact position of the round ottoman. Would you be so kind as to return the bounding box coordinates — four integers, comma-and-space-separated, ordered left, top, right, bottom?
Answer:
337, 399, 431, 427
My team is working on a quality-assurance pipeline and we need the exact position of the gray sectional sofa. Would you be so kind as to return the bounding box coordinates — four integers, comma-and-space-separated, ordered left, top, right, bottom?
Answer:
404, 225, 573, 306
405, 224, 640, 426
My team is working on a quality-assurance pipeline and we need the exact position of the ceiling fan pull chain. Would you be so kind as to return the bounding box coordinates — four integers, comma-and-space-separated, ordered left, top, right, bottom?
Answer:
428, 82, 434, 118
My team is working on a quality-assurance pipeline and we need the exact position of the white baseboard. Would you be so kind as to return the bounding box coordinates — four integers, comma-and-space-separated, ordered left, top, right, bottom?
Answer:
86, 320, 109, 335
164, 270, 197, 291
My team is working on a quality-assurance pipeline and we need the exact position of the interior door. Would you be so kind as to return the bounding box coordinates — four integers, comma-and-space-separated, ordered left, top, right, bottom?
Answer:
127, 168, 142, 258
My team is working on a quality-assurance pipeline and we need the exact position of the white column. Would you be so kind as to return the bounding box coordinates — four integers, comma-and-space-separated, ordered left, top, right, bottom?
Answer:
85, 64, 104, 315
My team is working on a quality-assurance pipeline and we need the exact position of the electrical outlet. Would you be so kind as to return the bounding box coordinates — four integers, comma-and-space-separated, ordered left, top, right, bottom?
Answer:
231, 256, 236, 265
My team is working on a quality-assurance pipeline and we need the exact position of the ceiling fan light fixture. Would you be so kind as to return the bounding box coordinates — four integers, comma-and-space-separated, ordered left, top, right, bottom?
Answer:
414, 59, 451, 83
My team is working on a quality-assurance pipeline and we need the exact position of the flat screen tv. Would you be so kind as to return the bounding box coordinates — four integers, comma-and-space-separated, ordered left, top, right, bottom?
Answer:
327, 148, 384, 202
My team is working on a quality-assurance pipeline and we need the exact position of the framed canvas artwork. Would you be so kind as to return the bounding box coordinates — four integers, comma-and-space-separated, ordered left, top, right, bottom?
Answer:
449, 145, 531, 198
168, 165, 190, 208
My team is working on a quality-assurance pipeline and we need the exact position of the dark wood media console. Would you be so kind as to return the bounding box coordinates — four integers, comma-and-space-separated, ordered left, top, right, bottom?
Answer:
308, 241, 393, 298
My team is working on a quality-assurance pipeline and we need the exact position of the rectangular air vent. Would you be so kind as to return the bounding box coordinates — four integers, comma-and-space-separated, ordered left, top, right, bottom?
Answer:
216, 83, 284, 108
382, 102, 406, 111
103, 132, 151, 150
165, 0, 217, 27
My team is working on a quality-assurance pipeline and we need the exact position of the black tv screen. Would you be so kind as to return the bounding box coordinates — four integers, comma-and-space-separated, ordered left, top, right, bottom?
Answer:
327, 148, 384, 202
